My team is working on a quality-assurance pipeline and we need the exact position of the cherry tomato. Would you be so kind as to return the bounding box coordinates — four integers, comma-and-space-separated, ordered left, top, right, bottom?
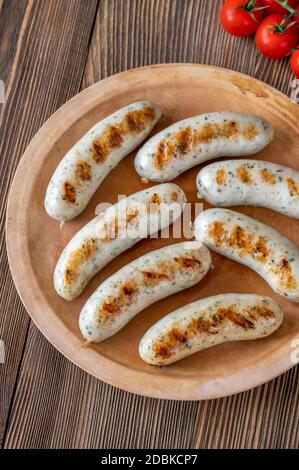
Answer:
290, 49, 299, 77
221, 0, 265, 37
255, 14, 299, 59
295, 4, 299, 24
261, 0, 299, 14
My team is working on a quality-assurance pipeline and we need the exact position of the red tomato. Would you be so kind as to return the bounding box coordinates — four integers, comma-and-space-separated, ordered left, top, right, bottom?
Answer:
255, 14, 299, 59
221, 0, 265, 37
295, 4, 299, 24
261, 0, 299, 14
290, 49, 299, 77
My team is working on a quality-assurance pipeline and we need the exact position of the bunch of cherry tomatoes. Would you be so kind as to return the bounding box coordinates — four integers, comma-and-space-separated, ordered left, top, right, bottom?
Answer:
221, 0, 299, 77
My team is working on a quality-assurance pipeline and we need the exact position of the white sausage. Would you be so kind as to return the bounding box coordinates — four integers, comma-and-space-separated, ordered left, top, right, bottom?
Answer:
79, 242, 211, 343
134, 112, 273, 182
197, 160, 299, 219
54, 183, 186, 300
194, 208, 299, 302
139, 294, 283, 366
45, 102, 161, 221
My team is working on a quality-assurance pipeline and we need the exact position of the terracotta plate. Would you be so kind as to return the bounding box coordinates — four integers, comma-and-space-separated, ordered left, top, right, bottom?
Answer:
6, 64, 299, 400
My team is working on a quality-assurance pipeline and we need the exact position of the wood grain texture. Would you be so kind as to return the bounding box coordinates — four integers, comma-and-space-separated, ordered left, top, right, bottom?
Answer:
4, 326, 198, 449
193, 367, 299, 449
1, 0, 298, 449
0, 1, 31, 445
0, 0, 99, 447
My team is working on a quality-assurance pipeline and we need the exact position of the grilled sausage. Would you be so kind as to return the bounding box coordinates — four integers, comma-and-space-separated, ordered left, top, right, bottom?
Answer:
139, 294, 283, 366
79, 242, 211, 343
54, 183, 186, 300
194, 208, 299, 302
134, 112, 273, 182
197, 160, 299, 219
45, 101, 161, 221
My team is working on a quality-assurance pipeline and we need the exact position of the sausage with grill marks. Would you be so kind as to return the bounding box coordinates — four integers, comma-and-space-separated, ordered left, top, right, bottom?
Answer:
79, 242, 211, 343
134, 112, 273, 182
194, 208, 299, 302
196, 160, 299, 219
54, 183, 186, 300
139, 294, 283, 366
45, 101, 161, 221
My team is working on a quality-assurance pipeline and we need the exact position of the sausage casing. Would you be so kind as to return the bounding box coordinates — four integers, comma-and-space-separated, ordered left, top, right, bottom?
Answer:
134, 112, 273, 182
139, 294, 283, 365
45, 101, 161, 221
54, 183, 186, 300
194, 208, 299, 302
197, 159, 299, 219
80, 242, 211, 343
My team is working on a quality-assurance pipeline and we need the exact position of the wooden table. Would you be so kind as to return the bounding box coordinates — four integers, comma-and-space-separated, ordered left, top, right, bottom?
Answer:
0, 0, 298, 449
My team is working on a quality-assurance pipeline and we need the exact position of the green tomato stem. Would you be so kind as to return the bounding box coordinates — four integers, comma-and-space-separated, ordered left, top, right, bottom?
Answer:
274, 0, 299, 16
236, 0, 268, 13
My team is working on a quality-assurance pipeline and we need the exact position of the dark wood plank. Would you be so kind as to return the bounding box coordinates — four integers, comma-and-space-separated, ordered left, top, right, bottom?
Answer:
0, 0, 99, 447
4, 326, 198, 448
83, 0, 295, 93
0, 0, 28, 97
0, 0, 36, 447
193, 367, 298, 449
3, 0, 298, 449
